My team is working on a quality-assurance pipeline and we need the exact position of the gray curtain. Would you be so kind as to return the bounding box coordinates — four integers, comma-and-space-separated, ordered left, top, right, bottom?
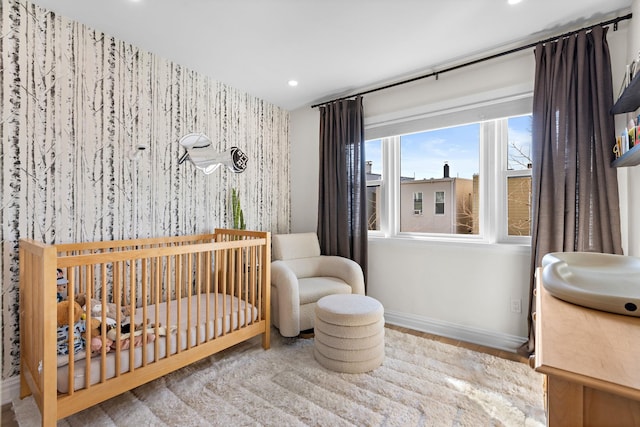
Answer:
522, 26, 623, 355
317, 96, 368, 288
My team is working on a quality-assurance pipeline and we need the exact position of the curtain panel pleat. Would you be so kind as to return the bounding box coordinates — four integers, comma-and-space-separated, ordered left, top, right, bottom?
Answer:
317, 97, 368, 288
522, 26, 623, 355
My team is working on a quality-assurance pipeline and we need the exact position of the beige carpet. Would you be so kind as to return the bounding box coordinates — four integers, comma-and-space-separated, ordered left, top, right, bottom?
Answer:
13, 328, 546, 426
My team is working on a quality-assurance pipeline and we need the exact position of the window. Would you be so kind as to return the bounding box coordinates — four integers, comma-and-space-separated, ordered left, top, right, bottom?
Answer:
391, 123, 481, 235
504, 115, 532, 238
413, 192, 423, 215
434, 191, 445, 215
365, 112, 533, 243
365, 139, 382, 231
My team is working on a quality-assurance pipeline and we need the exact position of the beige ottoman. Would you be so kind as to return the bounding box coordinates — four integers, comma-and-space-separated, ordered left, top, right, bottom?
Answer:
314, 294, 385, 373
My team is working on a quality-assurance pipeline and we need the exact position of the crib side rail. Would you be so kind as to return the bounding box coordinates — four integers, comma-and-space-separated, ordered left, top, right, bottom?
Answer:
54, 233, 218, 254
214, 228, 269, 241
19, 238, 58, 423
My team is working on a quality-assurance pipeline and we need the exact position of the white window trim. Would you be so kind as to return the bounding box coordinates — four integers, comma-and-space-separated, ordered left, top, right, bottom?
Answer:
497, 119, 532, 244
383, 136, 400, 237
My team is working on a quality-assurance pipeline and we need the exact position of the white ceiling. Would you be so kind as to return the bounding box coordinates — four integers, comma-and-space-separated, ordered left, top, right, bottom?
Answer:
28, 0, 633, 111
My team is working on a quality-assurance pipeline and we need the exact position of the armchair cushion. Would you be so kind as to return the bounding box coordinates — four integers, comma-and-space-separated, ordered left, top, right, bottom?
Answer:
272, 233, 320, 260
298, 277, 352, 305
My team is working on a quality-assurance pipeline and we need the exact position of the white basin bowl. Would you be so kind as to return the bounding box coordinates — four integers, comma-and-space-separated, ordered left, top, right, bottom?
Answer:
541, 252, 640, 317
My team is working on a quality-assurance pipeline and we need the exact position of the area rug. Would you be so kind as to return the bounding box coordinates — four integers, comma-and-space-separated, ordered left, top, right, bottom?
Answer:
13, 327, 546, 426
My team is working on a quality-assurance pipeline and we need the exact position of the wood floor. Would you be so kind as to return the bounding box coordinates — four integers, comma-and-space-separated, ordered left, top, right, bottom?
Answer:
1, 401, 17, 427
1, 325, 530, 426
386, 324, 530, 364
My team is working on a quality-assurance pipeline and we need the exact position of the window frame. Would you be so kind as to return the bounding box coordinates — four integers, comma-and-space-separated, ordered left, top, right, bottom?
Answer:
413, 191, 423, 215
434, 191, 445, 216
498, 118, 533, 244
365, 113, 532, 245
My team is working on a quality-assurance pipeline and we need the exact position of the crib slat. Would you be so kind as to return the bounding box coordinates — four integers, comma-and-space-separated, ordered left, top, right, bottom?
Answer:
165, 254, 171, 359
128, 259, 136, 373
100, 262, 108, 383
154, 256, 161, 363
113, 262, 122, 378
196, 251, 203, 345
140, 257, 148, 367
82, 265, 90, 382
257, 245, 263, 321
214, 249, 220, 339
98, 262, 108, 384
176, 253, 182, 354
262, 241, 271, 349
205, 250, 211, 342
222, 249, 228, 336
66, 268, 76, 397
186, 253, 192, 349
232, 247, 237, 331
249, 246, 256, 325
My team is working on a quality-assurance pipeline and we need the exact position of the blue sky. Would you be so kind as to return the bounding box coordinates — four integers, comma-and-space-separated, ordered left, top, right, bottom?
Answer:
365, 115, 532, 180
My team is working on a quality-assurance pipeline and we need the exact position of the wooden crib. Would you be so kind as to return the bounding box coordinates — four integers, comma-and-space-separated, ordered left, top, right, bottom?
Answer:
19, 228, 270, 426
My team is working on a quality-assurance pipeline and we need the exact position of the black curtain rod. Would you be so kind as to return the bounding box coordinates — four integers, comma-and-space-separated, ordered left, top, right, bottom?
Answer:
311, 13, 632, 109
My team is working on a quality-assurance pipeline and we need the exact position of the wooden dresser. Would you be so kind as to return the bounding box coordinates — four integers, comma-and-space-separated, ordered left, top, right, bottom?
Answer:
534, 267, 640, 426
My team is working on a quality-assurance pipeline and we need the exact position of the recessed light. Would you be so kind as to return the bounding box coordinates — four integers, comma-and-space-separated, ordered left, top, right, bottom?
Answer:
508, 0, 522, 4
288, 80, 298, 87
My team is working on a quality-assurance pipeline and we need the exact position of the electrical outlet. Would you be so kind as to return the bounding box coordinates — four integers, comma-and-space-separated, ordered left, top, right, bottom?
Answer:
511, 298, 522, 313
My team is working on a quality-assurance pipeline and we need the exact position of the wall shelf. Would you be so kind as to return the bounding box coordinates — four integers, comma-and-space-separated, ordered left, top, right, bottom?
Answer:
611, 72, 640, 114
611, 70, 640, 167
612, 143, 640, 167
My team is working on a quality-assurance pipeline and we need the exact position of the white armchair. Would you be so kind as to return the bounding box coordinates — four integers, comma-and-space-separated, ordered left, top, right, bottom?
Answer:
270, 232, 365, 337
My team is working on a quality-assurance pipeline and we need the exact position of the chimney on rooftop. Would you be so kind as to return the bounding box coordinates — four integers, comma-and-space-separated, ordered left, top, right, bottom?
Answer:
443, 161, 450, 178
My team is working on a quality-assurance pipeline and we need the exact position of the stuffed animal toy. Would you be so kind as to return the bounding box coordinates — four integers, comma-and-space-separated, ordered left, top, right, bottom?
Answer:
85, 318, 177, 353
106, 319, 156, 350
84, 318, 114, 353
56, 268, 68, 302
75, 293, 130, 320
56, 300, 85, 355
85, 318, 160, 353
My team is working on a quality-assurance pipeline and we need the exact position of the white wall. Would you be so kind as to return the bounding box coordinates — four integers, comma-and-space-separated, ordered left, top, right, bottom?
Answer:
290, 19, 631, 351
290, 107, 319, 232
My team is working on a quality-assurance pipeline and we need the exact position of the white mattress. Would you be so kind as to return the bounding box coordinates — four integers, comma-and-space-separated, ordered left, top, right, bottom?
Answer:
57, 293, 258, 393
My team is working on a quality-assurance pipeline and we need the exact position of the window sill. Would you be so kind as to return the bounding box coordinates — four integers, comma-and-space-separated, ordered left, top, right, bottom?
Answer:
368, 233, 531, 254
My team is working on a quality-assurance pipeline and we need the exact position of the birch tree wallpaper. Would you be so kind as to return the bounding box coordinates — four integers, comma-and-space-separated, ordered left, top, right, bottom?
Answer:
0, 0, 290, 379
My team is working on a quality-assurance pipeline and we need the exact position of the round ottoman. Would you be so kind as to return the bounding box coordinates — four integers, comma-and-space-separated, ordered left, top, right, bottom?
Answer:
314, 294, 385, 373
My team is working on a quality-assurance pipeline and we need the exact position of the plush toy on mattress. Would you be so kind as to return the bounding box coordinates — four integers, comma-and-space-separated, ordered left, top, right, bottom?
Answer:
106, 320, 157, 350
75, 293, 130, 321
84, 318, 114, 353
56, 300, 86, 355
74, 293, 156, 352
86, 318, 161, 352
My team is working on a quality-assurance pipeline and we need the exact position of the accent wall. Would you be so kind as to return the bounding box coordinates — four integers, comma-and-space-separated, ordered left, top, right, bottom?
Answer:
0, 0, 290, 379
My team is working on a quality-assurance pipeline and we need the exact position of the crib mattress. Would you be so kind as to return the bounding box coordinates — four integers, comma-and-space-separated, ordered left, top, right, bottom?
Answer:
57, 293, 257, 393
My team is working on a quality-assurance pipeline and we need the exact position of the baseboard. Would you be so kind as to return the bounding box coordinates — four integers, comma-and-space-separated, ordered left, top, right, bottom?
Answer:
2, 375, 20, 405
384, 310, 526, 353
